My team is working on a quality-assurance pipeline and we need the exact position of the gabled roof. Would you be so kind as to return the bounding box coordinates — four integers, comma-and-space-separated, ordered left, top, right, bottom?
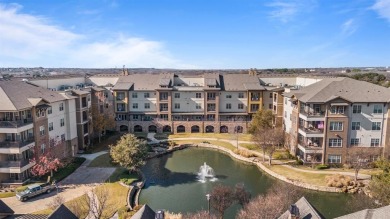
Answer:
0, 80, 67, 111
113, 82, 133, 91
115, 73, 174, 91
0, 199, 14, 214
131, 204, 155, 219
47, 204, 77, 219
335, 205, 390, 219
278, 197, 322, 219
223, 74, 265, 91
285, 77, 390, 103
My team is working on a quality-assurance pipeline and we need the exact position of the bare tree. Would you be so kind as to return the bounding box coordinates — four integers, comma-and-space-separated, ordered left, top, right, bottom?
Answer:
237, 183, 301, 219
47, 195, 65, 210
183, 210, 218, 219
210, 184, 235, 219
252, 128, 270, 162
264, 128, 284, 165
234, 183, 251, 207
346, 150, 374, 182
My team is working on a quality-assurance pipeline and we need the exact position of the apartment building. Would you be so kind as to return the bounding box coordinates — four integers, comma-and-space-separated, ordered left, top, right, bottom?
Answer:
0, 80, 77, 186
283, 77, 390, 164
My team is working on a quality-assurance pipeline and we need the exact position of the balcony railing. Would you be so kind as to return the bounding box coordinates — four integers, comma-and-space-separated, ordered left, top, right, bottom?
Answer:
207, 97, 216, 101
0, 138, 34, 148
299, 126, 324, 134
160, 108, 168, 112
250, 97, 260, 101
0, 119, 33, 128
0, 159, 30, 168
300, 110, 325, 117
207, 108, 216, 112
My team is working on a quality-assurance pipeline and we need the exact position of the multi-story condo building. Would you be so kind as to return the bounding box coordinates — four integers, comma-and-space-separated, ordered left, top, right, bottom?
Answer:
0, 80, 77, 186
283, 77, 390, 164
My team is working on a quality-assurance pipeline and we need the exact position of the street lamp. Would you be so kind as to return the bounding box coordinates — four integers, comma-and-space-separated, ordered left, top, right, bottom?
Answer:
206, 193, 211, 216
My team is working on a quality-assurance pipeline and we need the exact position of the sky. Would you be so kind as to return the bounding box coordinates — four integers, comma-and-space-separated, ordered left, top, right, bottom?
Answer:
0, 0, 390, 69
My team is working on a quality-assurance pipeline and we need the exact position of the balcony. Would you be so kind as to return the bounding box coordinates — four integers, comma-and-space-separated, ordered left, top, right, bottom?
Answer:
299, 110, 325, 121
0, 159, 30, 168
297, 142, 323, 154
298, 126, 324, 137
207, 108, 216, 112
0, 119, 33, 129
0, 138, 34, 149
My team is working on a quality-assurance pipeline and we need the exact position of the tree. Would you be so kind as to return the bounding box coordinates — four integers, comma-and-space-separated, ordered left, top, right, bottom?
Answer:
210, 184, 235, 219
234, 183, 251, 207
110, 134, 148, 173
30, 139, 63, 178
346, 150, 374, 182
237, 183, 300, 219
248, 109, 274, 134
370, 158, 390, 205
47, 195, 65, 210
183, 211, 218, 219
264, 128, 284, 165
91, 105, 115, 143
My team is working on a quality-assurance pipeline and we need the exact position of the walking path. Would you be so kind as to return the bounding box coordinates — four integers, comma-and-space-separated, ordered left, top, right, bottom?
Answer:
2, 151, 116, 214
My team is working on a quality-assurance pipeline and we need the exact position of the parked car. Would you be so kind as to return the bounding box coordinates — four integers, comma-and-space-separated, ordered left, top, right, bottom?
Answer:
16, 182, 56, 201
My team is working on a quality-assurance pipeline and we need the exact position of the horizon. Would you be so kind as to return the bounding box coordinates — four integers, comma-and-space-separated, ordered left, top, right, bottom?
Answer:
1, 0, 390, 69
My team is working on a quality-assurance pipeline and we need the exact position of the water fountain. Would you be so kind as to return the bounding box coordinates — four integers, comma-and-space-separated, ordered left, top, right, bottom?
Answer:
198, 162, 217, 182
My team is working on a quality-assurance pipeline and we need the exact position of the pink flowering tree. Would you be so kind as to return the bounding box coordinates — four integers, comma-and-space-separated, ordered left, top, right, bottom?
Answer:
30, 139, 64, 178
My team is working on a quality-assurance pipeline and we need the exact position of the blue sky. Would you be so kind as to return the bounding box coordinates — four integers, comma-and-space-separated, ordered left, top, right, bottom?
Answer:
0, 0, 390, 69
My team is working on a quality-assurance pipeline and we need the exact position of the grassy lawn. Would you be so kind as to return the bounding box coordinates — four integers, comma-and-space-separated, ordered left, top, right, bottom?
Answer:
64, 182, 129, 219
0, 185, 30, 198
290, 164, 383, 176
31, 208, 54, 215
154, 133, 169, 140
107, 167, 138, 185
88, 132, 122, 153
173, 139, 236, 151
88, 153, 116, 168
268, 165, 330, 187
133, 132, 148, 139
169, 133, 252, 141
51, 157, 86, 182
240, 143, 291, 159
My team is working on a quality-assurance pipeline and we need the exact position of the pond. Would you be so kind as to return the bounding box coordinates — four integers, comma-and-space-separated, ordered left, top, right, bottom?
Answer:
139, 148, 354, 218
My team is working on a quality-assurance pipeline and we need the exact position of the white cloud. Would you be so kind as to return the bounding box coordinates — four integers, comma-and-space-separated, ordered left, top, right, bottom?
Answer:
266, 0, 317, 23
341, 18, 357, 36
372, 0, 390, 22
0, 3, 194, 68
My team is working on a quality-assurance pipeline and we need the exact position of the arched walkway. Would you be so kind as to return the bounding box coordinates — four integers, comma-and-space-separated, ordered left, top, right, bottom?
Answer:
177, 125, 185, 133
191, 125, 200, 133
205, 125, 214, 133
134, 125, 143, 133
119, 125, 128, 132
148, 125, 157, 133
234, 126, 243, 133
163, 125, 172, 133
220, 125, 228, 133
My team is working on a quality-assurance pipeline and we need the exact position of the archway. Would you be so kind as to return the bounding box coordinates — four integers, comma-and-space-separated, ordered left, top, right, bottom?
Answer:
119, 125, 128, 132
134, 125, 143, 133
205, 125, 214, 133
177, 125, 185, 133
191, 125, 200, 133
163, 125, 172, 133
148, 125, 157, 133
220, 125, 228, 133
234, 126, 243, 133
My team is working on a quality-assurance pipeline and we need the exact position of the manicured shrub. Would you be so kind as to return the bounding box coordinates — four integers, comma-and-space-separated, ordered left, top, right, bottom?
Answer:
325, 174, 352, 188
315, 164, 329, 170
295, 159, 304, 165
233, 149, 256, 158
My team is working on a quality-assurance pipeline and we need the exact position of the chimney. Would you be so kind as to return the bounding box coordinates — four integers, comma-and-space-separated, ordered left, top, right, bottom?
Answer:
288, 204, 300, 219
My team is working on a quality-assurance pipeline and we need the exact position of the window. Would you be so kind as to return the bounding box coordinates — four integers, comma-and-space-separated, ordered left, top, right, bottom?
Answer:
330, 106, 345, 114
269, 93, 272, 98
144, 103, 150, 109
329, 138, 342, 147
116, 92, 125, 101
196, 93, 202, 98
196, 103, 202, 109
372, 122, 381, 130
373, 105, 383, 114
61, 134, 65, 142
41, 144, 46, 154
226, 103, 232, 109
133, 115, 139, 120
351, 122, 361, 130
328, 155, 342, 164
49, 122, 53, 131
329, 122, 343, 131
238, 93, 244, 98
48, 107, 52, 114
60, 118, 65, 127
350, 138, 360, 146
371, 138, 380, 147
39, 126, 45, 136
132, 93, 138, 98
226, 94, 232, 98
238, 103, 244, 109
117, 103, 125, 112
352, 105, 362, 113
59, 103, 64, 111
269, 104, 272, 109
144, 93, 150, 98
174, 93, 180, 98
174, 103, 180, 109
132, 103, 138, 109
